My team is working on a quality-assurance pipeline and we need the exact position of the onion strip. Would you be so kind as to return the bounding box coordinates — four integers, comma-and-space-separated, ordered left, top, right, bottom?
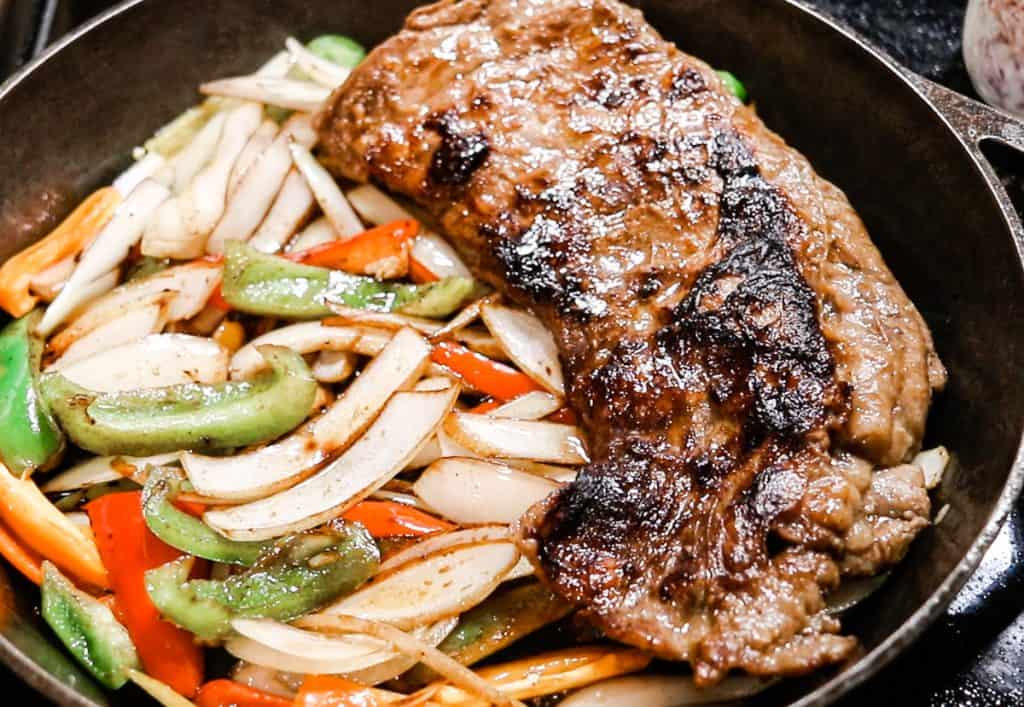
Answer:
294, 614, 523, 707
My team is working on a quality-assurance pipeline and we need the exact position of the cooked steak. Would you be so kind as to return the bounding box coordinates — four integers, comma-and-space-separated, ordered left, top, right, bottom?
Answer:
316, 0, 945, 684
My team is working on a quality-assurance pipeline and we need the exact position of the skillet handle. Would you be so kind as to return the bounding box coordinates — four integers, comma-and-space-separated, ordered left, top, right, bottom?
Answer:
909, 74, 1024, 156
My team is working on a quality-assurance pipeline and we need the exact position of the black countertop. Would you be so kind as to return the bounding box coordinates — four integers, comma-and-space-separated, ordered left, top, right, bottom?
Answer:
2, 1, 1023, 705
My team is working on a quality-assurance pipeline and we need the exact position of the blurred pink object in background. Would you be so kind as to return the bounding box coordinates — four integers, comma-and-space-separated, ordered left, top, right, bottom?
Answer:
964, 0, 1024, 116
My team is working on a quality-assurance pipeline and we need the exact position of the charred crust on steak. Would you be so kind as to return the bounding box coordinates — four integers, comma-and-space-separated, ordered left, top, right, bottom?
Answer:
425, 110, 491, 186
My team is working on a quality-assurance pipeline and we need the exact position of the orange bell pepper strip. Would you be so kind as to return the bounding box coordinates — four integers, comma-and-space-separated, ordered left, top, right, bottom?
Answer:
0, 470, 108, 590
0, 187, 121, 317
295, 676, 387, 707
342, 501, 453, 538
287, 219, 419, 277
195, 680, 292, 707
0, 519, 43, 585
86, 491, 204, 697
431, 341, 543, 401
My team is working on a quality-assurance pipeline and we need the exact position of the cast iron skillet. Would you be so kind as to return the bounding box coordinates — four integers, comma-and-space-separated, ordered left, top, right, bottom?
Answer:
0, 1, 1023, 705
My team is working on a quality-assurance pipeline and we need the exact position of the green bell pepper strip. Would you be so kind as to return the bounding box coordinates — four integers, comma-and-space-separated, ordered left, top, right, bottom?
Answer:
41, 562, 141, 689
40, 345, 316, 456
717, 70, 748, 102
307, 35, 366, 69
144, 524, 379, 641
0, 310, 64, 474
142, 466, 272, 566
400, 581, 573, 688
221, 241, 473, 319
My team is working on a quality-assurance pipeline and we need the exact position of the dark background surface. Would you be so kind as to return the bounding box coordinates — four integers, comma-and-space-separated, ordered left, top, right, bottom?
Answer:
1, 0, 1023, 705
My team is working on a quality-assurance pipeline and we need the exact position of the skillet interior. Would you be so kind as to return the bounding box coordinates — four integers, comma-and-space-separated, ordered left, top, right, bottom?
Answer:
0, 1, 1021, 705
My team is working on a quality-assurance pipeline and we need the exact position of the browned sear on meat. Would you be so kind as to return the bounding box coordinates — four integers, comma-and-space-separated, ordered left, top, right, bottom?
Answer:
316, 0, 946, 685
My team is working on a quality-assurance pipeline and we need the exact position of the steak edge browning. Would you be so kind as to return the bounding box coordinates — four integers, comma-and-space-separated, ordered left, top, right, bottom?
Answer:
317, 0, 945, 684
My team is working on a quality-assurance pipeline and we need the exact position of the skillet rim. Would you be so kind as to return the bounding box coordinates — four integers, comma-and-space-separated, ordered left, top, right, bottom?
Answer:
0, 1, 1022, 705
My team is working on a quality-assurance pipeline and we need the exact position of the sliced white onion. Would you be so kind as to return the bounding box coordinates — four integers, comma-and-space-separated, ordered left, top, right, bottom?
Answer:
113, 152, 166, 196
51, 297, 169, 368
437, 426, 479, 460
325, 304, 443, 335
285, 37, 351, 88
38, 179, 171, 336
295, 614, 515, 707
559, 673, 772, 707
203, 386, 457, 539
504, 459, 579, 484
230, 662, 298, 699
49, 261, 221, 355
255, 50, 294, 79
228, 617, 455, 684
406, 436, 442, 470
443, 413, 588, 464
248, 169, 316, 253
481, 304, 564, 396
41, 452, 180, 493
230, 322, 391, 378
913, 446, 950, 490
504, 555, 535, 582
228, 618, 391, 674
321, 541, 518, 629
454, 327, 507, 361
153, 111, 227, 194
52, 334, 228, 392
343, 619, 458, 686
141, 103, 263, 258
207, 114, 317, 253
127, 670, 195, 707
290, 143, 364, 238
185, 327, 430, 501
430, 296, 490, 340
28, 256, 76, 302
287, 216, 337, 252
413, 377, 456, 392
487, 391, 562, 420
228, 119, 279, 196
379, 526, 510, 573
200, 76, 331, 112
346, 184, 472, 279
313, 350, 358, 383
414, 458, 558, 525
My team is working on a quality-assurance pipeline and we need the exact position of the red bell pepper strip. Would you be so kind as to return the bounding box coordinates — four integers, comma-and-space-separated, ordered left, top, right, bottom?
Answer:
195, 679, 292, 707
342, 501, 453, 538
431, 341, 543, 401
287, 220, 419, 276
294, 676, 384, 707
409, 257, 440, 284
547, 407, 578, 425
86, 491, 204, 697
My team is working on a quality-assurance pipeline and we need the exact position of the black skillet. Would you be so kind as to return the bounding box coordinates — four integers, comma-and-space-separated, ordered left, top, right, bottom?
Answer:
0, 1, 1022, 705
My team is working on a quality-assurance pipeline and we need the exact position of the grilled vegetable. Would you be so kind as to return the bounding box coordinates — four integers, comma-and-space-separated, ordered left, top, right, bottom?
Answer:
144, 524, 379, 640
221, 241, 472, 319
403, 581, 573, 686
41, 345, 315, 456
86, 491, 204, 696
0, 311, 63, 474
142, 467, 273, 566
41, 562, 141, 689
717, 70, 748, 102
306, 35, 366, 68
